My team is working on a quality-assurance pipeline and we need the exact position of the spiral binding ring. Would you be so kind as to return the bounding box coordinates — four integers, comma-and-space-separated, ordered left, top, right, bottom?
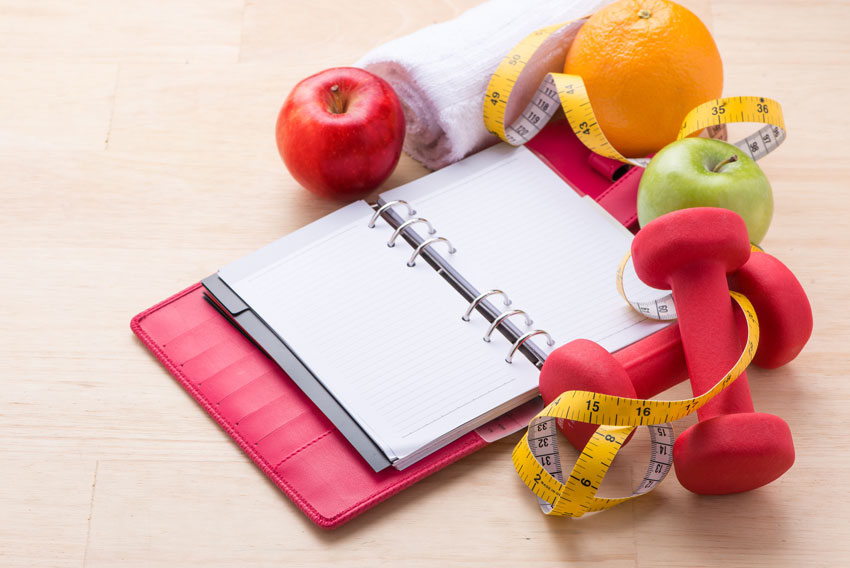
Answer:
388, 218, 436, 248
461, 289, 512, 322
368, 200, 416, 228
406, 237, 456, 267
506, 330, 554, 364
483, 309, 533, 343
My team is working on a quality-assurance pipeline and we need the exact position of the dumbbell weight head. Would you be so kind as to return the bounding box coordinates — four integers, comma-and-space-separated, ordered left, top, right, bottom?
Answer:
539, 339, 638, 452
631, 207, 752, 294
729, 251, 813, 369
673, 412, 795, 494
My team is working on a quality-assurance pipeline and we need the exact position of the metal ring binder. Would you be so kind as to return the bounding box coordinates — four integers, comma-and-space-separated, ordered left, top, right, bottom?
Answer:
388, 218, 436, 247
406, 237, 456, 267
483, 309, 533, 343
506, 330, 554, 363
368, 200, 416, 228
462, 290, 512, 322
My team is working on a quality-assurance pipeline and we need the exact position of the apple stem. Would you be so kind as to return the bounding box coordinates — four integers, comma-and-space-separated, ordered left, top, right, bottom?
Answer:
713, 154, 738, 172
329, 84, 346, 114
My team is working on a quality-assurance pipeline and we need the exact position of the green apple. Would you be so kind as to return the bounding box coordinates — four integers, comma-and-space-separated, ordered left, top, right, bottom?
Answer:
637, 138, 774, 243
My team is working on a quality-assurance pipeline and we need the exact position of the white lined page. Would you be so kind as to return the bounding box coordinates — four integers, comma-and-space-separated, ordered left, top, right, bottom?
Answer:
219, 145, 668, 470
380, 144, 668, 354
219, 200, 540, 465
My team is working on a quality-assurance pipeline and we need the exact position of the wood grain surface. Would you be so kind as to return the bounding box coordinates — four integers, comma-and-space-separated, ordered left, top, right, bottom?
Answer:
1, 1, 848, 566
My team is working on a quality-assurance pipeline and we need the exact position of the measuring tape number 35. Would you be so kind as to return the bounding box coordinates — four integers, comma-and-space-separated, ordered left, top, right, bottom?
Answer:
485, 20, 781, 517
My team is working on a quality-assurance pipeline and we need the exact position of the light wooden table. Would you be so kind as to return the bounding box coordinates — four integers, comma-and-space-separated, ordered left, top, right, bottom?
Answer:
2, 1, 848, 566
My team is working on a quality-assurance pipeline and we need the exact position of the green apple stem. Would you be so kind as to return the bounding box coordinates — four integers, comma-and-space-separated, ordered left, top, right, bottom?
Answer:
329, 84, 346, 114
713, 154, 738, 172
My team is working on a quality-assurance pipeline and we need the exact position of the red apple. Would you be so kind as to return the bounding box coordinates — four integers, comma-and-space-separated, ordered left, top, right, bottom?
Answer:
275, 67, 406, 200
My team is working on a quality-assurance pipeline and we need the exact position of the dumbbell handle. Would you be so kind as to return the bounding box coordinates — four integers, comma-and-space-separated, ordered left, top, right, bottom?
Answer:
671, 263, 756, 419
613, 323, 687, 399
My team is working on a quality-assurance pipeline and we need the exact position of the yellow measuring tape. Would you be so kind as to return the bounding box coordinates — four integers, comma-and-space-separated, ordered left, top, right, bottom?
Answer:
513, 290, 759, 517
483, 19, 787, 167
488, 18, 777, 517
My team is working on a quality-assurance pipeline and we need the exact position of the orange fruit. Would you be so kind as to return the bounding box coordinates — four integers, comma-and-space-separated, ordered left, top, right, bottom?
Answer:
564, 0, 723, 158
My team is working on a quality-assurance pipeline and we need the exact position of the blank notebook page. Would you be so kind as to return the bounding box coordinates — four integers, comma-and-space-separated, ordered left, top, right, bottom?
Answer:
380, 144, 667, 354
219, 200, 541, 466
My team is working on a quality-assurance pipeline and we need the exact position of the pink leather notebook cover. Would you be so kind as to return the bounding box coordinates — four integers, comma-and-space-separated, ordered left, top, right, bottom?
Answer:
131, 284, 487, 529
131, 123, 641, 529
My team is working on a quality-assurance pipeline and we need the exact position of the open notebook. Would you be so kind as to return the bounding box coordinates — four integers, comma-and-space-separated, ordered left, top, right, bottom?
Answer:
204, 144, 666, 472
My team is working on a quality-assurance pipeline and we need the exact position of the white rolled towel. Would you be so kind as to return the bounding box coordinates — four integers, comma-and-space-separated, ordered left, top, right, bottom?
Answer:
356, 0, 610, 170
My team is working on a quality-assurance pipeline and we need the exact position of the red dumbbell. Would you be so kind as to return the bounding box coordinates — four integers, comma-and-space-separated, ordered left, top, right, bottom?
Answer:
539, 248, 812, 453
631, 207, 794, 494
